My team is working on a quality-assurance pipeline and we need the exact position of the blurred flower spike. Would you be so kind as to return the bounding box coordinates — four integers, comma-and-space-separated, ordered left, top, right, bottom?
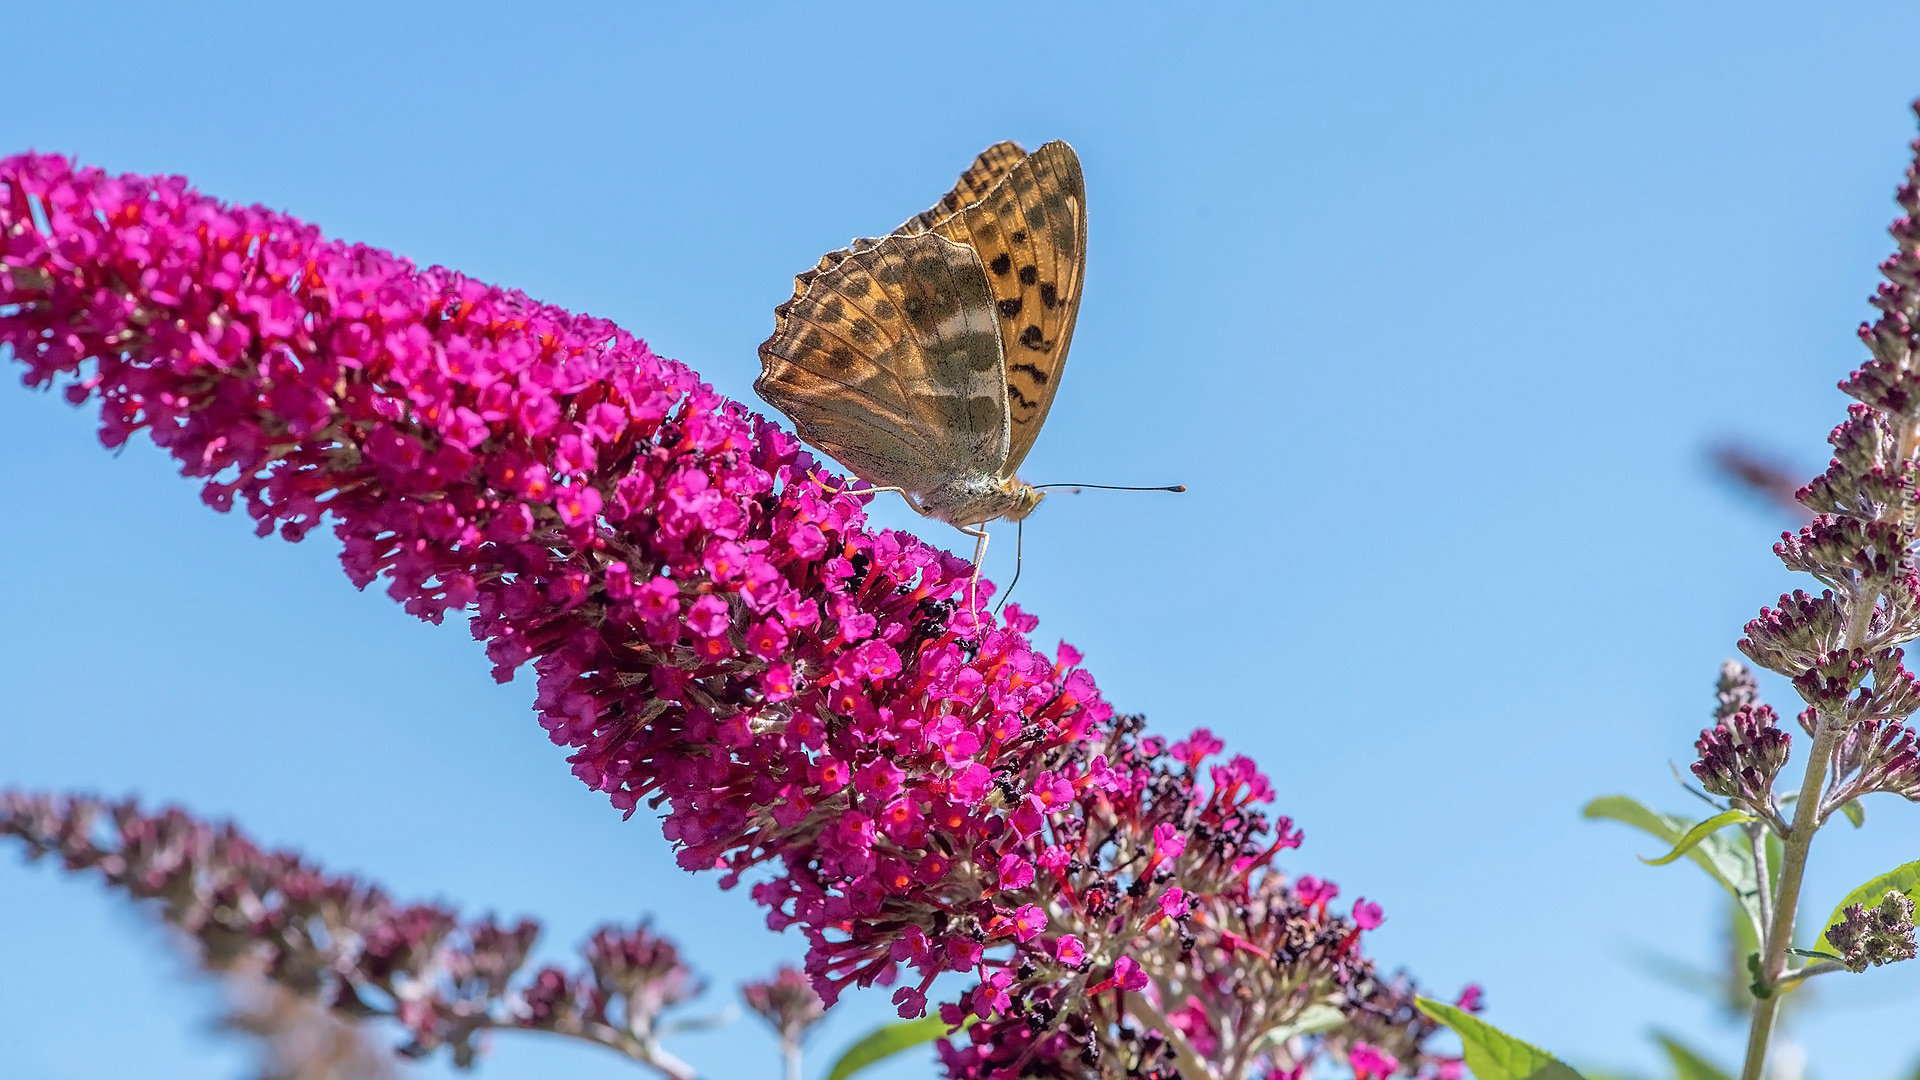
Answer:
0, 154, 1463, 1077
0, 791, 705, 1078
741, 965, 826, 1048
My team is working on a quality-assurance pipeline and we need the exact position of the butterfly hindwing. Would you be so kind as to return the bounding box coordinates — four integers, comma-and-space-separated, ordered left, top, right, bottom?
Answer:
930, 141, 1086, 475
757, 230, 1010, 494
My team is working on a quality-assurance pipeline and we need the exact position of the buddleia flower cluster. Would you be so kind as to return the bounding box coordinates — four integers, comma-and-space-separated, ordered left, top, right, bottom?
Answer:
1694, 107, 1920, 836
1708, 106, 1920, 820
0, 153, 1467, 1078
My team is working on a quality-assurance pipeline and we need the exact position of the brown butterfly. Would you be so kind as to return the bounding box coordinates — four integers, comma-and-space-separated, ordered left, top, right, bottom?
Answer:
755, 141, 1086, 587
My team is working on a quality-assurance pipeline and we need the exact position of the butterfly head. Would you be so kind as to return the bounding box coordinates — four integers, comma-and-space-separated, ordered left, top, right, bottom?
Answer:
1004, 480, 1045, 522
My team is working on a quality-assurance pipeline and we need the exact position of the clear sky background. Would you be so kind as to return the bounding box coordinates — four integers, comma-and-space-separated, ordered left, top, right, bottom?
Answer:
4, 3, 1919, 1078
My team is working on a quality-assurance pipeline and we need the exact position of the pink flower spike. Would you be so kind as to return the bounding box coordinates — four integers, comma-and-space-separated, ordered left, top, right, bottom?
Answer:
0, 152, 1468, 1074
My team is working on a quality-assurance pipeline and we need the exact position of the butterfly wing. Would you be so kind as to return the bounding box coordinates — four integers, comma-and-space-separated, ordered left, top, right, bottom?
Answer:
757, 231, 1011, 495
894, 141, 1028, 237
781, 141, 1030, 301
930, 141, 1086, 475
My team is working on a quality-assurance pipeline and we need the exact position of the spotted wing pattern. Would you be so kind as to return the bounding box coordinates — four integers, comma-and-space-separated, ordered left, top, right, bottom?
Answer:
756, 230, 1010, 495
927, 141, 1086, 474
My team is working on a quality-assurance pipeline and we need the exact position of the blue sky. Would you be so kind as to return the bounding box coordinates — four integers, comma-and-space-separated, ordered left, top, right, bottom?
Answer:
4, 2, 1918, 1077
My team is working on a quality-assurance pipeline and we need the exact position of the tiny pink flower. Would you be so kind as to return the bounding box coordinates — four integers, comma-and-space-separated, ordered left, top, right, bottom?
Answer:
996, 853, 1035, 890
1352, 898, 1385, 929
972, 969, 1014, 1018
787, 521, 828, 560
1152, 822, 1187, 862
949, 763, 991, 802
776, 592, 820, 629
945, 937, 983, 972
685, 594, 730, 637
759, 662, 796, 702
553, 483, 602, 527
634, 578, 680, 624
745, 619, 788, 660
853, 758, 905, 802
554, 431, 596, 475
1010, 904, 1047, 942
1001, 604, 1039, 632
1295, 874, 1338, 906
811, 757, 849, 794
1111, 955, 1149, 992
1349, 1043, 1398, 1079
604, 561, 633, 599
1054, 934, 1085, 966
890, 926, 933, 965
891, 985, 927, 1018
1168, 727, 1225, 768
583, 402, 626, 442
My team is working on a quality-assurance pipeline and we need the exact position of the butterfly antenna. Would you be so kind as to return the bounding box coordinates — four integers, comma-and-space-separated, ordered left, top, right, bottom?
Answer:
1034, 483, 1187, 493
994, 518, 1026, 616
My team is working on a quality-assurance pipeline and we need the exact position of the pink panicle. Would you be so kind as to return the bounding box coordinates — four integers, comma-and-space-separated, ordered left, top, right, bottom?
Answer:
0, 153, 1460, 1078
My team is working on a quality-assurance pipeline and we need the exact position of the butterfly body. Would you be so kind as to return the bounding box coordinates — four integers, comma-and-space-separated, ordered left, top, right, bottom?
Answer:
915, 474, 1044, 529
756, 141, 1085, 550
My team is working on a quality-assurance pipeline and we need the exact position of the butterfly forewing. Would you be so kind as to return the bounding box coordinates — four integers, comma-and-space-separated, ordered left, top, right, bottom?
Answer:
930, 141, 1086, 475
756, 230, 1010, 495
894, 141, 1028, 237
784, 142, 1030, 306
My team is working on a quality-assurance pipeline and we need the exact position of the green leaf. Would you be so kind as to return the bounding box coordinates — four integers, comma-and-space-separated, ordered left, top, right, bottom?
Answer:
1652, 1032, 1735, 1080
824, 1017, 952, 1080
1415, 998, 1586, 1080
1638, 810, 1754, 866
1583, 797, 1762, 936
1820, 859, 1920, 945
1839, 798, 1866, 827
1250, 1002, 1344, 1049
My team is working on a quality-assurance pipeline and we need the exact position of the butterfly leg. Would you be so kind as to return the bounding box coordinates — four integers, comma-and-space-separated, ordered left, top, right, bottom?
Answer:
960, 524, 990, 614
806, 472, 928, 516
854, 483, 931, 517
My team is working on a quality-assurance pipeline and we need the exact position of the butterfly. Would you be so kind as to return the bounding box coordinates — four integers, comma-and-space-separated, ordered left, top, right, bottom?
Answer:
755, 141, 1086, 594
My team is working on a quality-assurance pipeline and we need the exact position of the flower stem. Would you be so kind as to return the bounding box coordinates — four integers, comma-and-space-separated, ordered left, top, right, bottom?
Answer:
781, 1035, 801, 1080
1738, 591, 1876, 1079
1737, 719, 1834, 1080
